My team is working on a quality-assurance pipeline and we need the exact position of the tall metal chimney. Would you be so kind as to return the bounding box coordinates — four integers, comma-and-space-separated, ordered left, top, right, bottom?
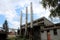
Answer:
30, 2, 33, 28
24, 7, 28, 37
20, 11, 22, 35
25, 7, 28, 29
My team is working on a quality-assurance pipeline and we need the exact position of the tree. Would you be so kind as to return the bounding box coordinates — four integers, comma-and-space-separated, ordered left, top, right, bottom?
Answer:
3, 20, 9, 33
41, 0, 60, 18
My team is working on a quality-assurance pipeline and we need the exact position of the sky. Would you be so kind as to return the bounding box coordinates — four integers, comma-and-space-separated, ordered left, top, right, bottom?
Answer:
0, 0, 59, 29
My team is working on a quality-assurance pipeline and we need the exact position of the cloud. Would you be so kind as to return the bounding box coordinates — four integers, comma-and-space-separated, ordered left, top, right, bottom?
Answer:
51, 17, 60, 23
21, 0, 50, 18
0, 0, 59, 29
0, 10, 20, 29
0, 0, 20, 29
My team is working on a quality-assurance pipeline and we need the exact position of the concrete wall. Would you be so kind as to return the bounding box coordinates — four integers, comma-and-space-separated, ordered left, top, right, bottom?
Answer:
50, 29, 60, 40
41, 31, 47, 40
44, 18, 53, 26
41, 29, 60, 40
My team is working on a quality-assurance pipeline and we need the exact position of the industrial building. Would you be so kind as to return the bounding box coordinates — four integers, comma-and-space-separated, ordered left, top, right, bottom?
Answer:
19, 2, 60, 40
20, 17, 60, 40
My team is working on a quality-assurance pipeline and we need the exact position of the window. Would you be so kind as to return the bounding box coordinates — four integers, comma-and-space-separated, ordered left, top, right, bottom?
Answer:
41, 31, 44, 33
47, 30, 50, 32
53, 29, 57, 35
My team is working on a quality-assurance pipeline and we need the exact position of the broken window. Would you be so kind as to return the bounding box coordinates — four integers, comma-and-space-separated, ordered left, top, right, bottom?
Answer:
47, 30, 50, 32
53, 29, 57, 35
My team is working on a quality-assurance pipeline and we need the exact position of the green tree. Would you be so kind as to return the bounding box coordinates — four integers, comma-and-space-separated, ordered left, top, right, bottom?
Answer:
3, 20, 9, 33
41, 0, 60, 18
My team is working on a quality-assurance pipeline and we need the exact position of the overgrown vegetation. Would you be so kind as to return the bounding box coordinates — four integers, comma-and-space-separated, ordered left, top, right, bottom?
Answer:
41, 0, 60, 18
8, 37, 16, 40
8, 36, 27, 40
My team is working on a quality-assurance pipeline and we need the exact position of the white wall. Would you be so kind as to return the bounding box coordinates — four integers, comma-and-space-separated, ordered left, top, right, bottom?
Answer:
41, 31, 47, 40
41, 29, 60, 40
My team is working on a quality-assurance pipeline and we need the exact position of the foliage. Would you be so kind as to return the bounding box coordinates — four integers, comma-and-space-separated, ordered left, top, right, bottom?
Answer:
8, 36, 27, 40
8, 37, 16, 40
3, 20, 9, 33
41, 0, 60, 18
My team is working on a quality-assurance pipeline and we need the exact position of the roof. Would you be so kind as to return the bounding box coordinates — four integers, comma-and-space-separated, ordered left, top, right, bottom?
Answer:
21, 17, 54, 28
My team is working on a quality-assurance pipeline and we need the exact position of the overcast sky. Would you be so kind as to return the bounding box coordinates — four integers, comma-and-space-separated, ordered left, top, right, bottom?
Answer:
0, 0, 59, 29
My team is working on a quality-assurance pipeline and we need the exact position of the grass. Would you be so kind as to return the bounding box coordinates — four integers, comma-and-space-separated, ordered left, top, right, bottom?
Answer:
8, 37, 26, 40
8, 37, 16, 40
8, 36, 27, 40
16, 36, 27, 40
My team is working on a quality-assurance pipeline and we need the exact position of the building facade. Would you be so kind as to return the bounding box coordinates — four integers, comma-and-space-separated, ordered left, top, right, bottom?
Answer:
21, 17, 60, 40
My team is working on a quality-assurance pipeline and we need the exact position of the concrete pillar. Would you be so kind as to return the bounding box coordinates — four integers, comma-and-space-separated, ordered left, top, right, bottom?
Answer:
30, 2, 33, 28
24, 7, 28, 38
20, 11, 22, 36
